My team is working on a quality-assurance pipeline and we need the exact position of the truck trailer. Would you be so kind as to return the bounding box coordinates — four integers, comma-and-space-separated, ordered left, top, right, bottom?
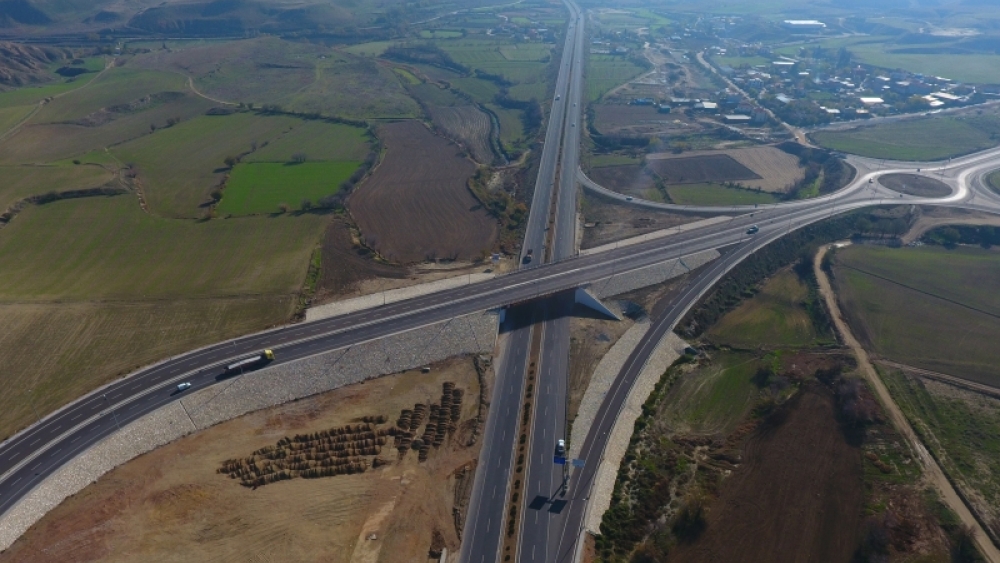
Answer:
225, 349, 275, 373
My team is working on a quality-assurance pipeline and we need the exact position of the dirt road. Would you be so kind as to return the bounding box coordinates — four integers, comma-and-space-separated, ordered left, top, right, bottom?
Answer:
814, 244, 1000, 563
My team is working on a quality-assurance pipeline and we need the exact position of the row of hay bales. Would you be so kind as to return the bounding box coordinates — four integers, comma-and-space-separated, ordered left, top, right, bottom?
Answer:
218, 420, 394, 488
219, 383, 466, 488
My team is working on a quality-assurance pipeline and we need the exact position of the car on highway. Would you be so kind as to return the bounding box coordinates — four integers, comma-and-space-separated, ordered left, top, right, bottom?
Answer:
555, 94, 560, 100
625, 196, 633, 201
746, 225, 759, 235
523, 249, 534, 264
176, 382, 192, 392
555, 439, 566, 457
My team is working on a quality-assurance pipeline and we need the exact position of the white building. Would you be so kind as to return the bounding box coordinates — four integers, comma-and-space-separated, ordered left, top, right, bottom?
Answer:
783, 20, 826, 30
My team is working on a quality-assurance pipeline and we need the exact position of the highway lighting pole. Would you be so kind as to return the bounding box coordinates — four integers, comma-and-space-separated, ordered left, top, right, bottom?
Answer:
103, 394, 121, 431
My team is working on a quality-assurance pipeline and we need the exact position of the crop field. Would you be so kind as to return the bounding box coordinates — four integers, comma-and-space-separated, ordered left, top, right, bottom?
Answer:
659, 352, 760, 435
0, 297, 295, 442
111, 113, 301, 217
0, 164, 112, 211
0, 72, 102, 109
485, 104, 526, 152
812, 116, 1000, 161
708, 269, 831, 348
427, 105, 495, 165
348, 120, 496, 263
589, 165, 658, 198
666, 183, 779, 205
649, 147, 804, 192
833, 244, 1000, 387
243, 121, 370, 163
0, 196, 324, 300
586, 55, 647, 102
0, 358, 483, 562
0, 91, 215, 166
882, 370, 1000, 538
0, 105, 33, 136
32, 68, 187, 124
667, 387, 863, 563
880, 173, 952, 197
135, 38, 419, 119
219, 162, 359, 215
648, 153, 760, 185
592, 104, 680, 137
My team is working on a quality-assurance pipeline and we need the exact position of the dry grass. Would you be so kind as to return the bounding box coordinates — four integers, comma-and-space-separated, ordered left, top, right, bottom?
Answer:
0, 297, 296, 441
647, 146, 804, 193
0, 357, 484, 563
427, 105, 495, 165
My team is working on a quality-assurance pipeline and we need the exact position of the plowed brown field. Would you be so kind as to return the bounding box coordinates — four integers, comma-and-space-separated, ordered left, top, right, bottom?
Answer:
349, 121, 497, 264
428, 105, 495, 165
669, 386, 863, 563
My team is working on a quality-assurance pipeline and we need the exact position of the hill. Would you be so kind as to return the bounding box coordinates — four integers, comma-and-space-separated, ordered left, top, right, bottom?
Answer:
0, 41, 68, 87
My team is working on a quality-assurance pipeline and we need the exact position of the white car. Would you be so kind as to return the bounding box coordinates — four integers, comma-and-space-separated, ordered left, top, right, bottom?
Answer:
176, 382, 192, 392
555, 439, 566, 457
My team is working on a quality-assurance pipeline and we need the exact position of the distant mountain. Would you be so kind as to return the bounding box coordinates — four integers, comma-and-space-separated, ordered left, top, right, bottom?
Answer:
0, 0, 50, 26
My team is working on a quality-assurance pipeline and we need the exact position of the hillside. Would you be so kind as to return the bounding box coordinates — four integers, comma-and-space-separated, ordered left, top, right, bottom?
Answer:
0, 41, 68, 87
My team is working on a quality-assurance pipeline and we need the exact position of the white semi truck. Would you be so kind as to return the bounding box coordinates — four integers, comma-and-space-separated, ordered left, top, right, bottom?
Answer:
225, 349, 275, 373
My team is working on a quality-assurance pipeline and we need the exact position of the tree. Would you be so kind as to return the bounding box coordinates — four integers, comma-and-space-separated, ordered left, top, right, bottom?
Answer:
279, 203, 290, 213
224, 155, 239, 168
300, 199, 313, 211
291, 152, 307, 163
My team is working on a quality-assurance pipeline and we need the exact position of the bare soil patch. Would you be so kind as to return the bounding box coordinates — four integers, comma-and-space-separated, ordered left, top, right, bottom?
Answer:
349, 120, 497, 264
639, 147, 806, 193
880, 173, 952, 197
588, 164, 658, 198
593, 105, 696, 137
668, 386, 863, 563
427, 105, 495, 165
580, 192, 707, 250
648, 153, 761, 185
0, 357, 486, 563
315, 216, 406, 301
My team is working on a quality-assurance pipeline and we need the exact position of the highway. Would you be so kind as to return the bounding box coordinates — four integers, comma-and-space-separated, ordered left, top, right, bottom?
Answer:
4, 7, 1000, 561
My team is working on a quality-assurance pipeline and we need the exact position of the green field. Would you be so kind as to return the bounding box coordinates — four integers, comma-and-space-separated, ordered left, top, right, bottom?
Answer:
0, 75, 102, 109
586, 54, 646, 102
244, 121, 369, 163
111, 113, 301, 217
812, 117, 1000, 161
708, 269, 830, 348
660, 351, 760, 434
0, 105, 34, 136
34, 68, 187, 124
834, 245, 1000, 387
0, 164, 112, 211
219, 161, 358, 215
439, 39, 553, 103
881, 369, 1000, 521
486, 103, 526, 151
342, 40, 395, 57
0, 195, 324, 300
666, 183, 780, 205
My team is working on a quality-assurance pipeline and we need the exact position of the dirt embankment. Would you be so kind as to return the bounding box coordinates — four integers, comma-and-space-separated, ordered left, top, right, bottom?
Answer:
668, 386, 863, 563
814, 244, 1000, 563
0, 357, 487, 563
349, 120, 498, 264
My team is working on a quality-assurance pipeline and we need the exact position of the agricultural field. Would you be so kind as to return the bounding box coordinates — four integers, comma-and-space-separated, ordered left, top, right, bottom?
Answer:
110, 113, 302, 218
426, 105, 495, 165
832, 244, 1000, 387
134, 38, 419, 119
438, 38, 554, 103
0, 357, 484, 563
0, 194, 324, 437
586, 54, 647, 102
348, 120, 497, 264
218, 161, 359, 216
882, 369, 1000, 540
665, 184, 780, 205
648, 147, 804, 192
648, 153, 761, 185
708, 268, 833, 349
243, 121, 370, 163
592, 104, 689, 138
0, 74, 215, 166
588, 165, 659, 200
658, 351, 761, 435
812, 115, 1000, 161
0, 164, 112, 211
